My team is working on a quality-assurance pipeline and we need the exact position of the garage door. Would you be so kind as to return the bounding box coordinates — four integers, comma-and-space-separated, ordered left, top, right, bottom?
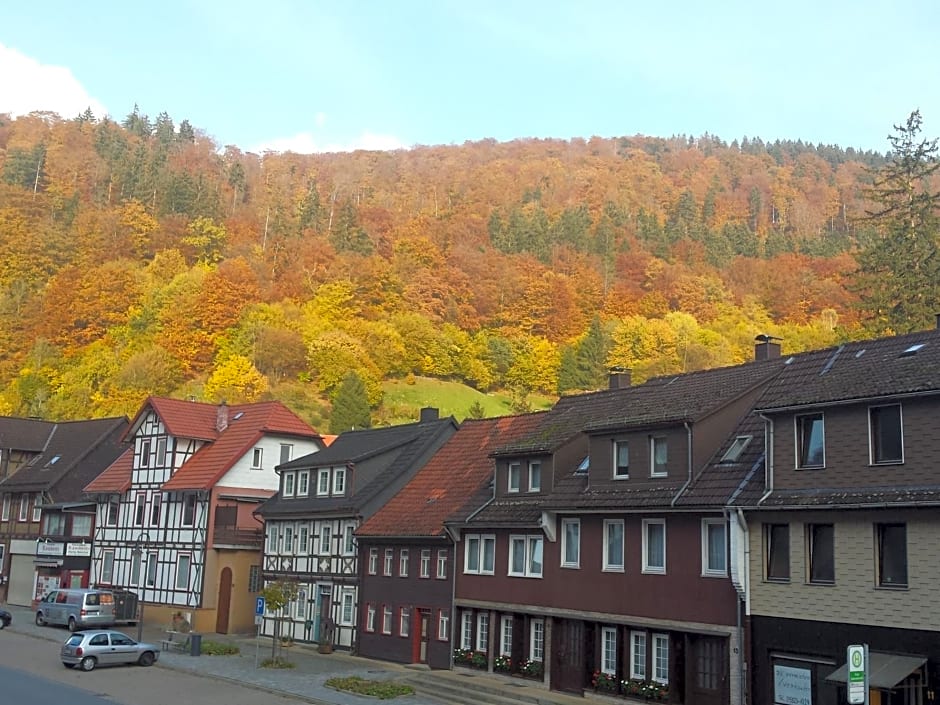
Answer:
7, 554, 36, 606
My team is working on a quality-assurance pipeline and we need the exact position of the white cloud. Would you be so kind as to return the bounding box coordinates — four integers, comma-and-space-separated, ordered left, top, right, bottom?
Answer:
0, 43, 106, 119
251, 130, 408, 154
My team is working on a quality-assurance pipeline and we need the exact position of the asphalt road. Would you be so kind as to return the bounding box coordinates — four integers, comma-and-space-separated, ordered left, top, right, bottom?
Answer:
0, 629, 304, 705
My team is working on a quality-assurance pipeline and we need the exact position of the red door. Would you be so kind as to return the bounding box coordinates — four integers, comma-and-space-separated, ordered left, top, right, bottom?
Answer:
215, 567, 232, 634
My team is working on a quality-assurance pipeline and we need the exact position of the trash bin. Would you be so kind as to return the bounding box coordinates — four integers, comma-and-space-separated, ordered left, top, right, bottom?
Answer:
189, 633, 202, 657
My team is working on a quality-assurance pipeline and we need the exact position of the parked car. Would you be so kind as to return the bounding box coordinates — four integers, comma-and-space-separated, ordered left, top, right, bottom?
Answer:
61, 630, 160, 671
0, 608, 11, 628
35, 588, 115, 631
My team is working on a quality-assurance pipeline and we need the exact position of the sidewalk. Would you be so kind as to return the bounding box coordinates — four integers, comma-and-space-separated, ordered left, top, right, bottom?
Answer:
2, 603, 440, 705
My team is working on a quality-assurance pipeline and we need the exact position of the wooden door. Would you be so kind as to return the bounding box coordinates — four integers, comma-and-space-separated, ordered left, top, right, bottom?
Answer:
551, 618, 586, 694
687, 635, 728, 705
215, 567, 232, 634
418, 610, 430, 663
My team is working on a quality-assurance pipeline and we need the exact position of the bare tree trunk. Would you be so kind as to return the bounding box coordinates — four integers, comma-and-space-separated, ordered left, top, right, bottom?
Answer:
32, 154, 44, 197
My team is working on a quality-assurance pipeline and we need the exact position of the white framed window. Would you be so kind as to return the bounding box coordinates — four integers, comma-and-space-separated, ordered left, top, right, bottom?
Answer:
140, 439, 151, 468
284, 473, 295, 497
650, 436, 668, 477
341, 591, 354, 625
1, 495, 9, 521
251, 447, 263, 469
702, 519, 727, 576
317, 469, 330, 495
400, 607, 410, 637
384, 548, 394, 576
298, 470, 309, 496
267, 527, 279, 553
870, 404, 903, 464
176, 554, 191, 589
319, 525, 331, 555
284, 525, 294, 553
603, 519, 624, 571
614, 440, 630, 478
508, 462, 521, 493
333, 467, 346, 494
643, 519, 666, 574
134, 494, 146, 526
368, 548, 378, 575
296, 589, 306, 618
18, 494, 28, 522
464, 534, 496, 574
382, 606, 393, 634
631, 631, 647, 679
530, 619, 544, 662
602, 626, 617, 674
299, 526, 309, 555
653, 633, 669, 684
561, 518, 580, 567
131, 551, 142, 586
146, 552, 157, 587
438, 610, 449, 640
476, 612, 489, 652
101, 550, 115, 584
720, 435, 752, 463
156, 438, 167, 467
420, 549, 431, 578
399, 549, 409, 577
365, 604, 376, 631
500, 616, 512, 656
528, 461, 541, 492
149, 493, 162, 527
796, 412, 825, 468
32, 493, 42, 522
72, 514, 92, 537
508, 535, 543, 577
436, 549, 448, 579
461, 612, 473, 650
280, 443, 293, 465
182, 495, 196, 526
343, 524, 355, 555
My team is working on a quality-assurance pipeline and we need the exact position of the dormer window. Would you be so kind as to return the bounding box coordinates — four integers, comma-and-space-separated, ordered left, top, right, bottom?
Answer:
251, 448, 263, 469
528, 461, 541, 492
613, 440, 630, 478
870, 404, 903, 464
508, 462, 521, 493
317, 469, 330, 495
650, 436, 668, 477
284, 472, 295, 497
298, 471, 309, 496
333, 467, 346, 494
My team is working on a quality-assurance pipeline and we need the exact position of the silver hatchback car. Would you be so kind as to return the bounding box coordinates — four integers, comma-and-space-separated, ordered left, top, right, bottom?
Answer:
61, 630, 160, 671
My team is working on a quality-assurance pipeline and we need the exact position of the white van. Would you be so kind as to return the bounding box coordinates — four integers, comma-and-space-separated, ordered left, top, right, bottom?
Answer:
35, 588, 116, 631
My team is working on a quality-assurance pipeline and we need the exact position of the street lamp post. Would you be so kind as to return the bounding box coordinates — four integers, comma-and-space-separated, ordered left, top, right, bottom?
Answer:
131, 532, 150, 642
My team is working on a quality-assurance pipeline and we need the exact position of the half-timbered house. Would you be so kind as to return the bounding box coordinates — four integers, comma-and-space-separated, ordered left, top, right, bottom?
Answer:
255, 408, 457, 650
0, 416, 128, 605
355, 413, 544, 669
84, 397, 322, 634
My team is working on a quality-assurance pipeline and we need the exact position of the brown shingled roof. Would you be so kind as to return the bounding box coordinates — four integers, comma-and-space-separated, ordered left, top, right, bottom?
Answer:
84, 448, 133, 494
357, 413, 545, 538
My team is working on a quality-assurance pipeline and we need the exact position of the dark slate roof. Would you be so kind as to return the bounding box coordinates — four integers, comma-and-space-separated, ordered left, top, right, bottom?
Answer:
678, 411, 767, 508
494, 358, 783, 455
754, 485, 940, 508
258, 416, 458, 518
0, 416, 55, 452
545, 472, 687, 511
756, 328, 940, 411
358, 413, 546, 538
460, 496, 546, 527
0, 417, 129, 502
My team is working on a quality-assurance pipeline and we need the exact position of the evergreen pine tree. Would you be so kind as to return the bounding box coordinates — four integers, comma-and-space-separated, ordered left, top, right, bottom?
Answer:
329, 371, 371, 433
853, 110, 940, 333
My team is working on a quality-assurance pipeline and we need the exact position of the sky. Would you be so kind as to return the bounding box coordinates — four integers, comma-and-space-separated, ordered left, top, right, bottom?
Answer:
2, 0, 939, 155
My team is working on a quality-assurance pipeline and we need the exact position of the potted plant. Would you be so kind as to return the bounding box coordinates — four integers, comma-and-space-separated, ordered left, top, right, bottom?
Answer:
494, 654, 512, 673
453, 648, 473, 666
520, 658, 544, 679
470, 650, 487, 669
592, 670, 618, 693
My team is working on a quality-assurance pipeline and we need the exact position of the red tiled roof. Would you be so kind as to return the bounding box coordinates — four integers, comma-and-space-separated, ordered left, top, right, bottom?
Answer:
162, 400, 321, 491
84, 448, 133, 493
357, 413, 545, 538
128, 397, 221, 441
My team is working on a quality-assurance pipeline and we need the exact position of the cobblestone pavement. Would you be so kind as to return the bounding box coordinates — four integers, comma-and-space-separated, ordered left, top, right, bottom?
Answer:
2, 603, 440, 705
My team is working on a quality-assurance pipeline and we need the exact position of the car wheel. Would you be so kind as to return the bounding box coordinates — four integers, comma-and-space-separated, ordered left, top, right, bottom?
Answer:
79, 656, 96, 672
67, 617, 77, 632
63, 663, 75, 669
137, 651, 155, 667
35, 612, 45, 626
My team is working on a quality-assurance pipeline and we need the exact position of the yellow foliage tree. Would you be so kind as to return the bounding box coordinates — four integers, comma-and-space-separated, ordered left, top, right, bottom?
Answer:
205, 355, 269, 403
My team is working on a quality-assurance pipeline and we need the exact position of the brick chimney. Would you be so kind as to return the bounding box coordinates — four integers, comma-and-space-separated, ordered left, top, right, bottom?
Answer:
216, 401, 229, 432
419, 407, 439, 422
609, 367, 631, 390
754, 334, 782, 361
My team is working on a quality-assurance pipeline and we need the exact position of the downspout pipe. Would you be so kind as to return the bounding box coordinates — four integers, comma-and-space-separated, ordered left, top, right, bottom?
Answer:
670, 422, 694, 507
757, 413, 774, 505
733, 507, 751, 705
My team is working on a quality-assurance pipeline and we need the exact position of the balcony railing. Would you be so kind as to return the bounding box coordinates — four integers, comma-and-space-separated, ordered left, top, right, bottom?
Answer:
212, 527, 264, 548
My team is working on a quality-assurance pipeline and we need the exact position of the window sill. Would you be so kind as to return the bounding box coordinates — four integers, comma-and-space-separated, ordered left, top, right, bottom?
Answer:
806, 580, 835, 586
764, 578, 790, 584
602, 567, 625, 573
795, 465, 825, 471
612, 475, 630, 481
875, 583, 909, 591
701, 571, 728, 578
870, 460, 903, 466
561, 563, 580, 569
642, 568, 666, 575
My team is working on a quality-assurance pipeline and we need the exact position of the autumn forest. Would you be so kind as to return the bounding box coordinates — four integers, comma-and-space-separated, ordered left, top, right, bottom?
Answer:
1, 106, 938, 430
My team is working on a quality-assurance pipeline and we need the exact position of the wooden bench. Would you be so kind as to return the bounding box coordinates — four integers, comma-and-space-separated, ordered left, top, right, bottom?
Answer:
161, 630, 190, 653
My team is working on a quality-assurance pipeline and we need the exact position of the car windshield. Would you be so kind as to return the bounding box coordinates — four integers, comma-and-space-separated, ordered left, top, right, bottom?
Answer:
65, 635, 84, 646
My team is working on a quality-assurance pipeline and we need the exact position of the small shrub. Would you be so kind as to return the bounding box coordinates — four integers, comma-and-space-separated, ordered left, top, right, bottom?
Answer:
200, 640, 240, 655
260, 657, 295, 669
326, 676, 415, 699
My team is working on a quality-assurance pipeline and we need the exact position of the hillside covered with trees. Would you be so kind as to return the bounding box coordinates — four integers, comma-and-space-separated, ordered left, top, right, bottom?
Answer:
0, 107, 937, 429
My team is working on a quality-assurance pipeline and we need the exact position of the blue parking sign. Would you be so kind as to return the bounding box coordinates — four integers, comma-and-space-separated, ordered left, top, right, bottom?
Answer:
255, 597, 266, 615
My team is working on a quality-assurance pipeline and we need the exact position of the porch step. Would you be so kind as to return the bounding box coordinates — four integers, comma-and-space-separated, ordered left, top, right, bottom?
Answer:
404, 670, 589, 705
